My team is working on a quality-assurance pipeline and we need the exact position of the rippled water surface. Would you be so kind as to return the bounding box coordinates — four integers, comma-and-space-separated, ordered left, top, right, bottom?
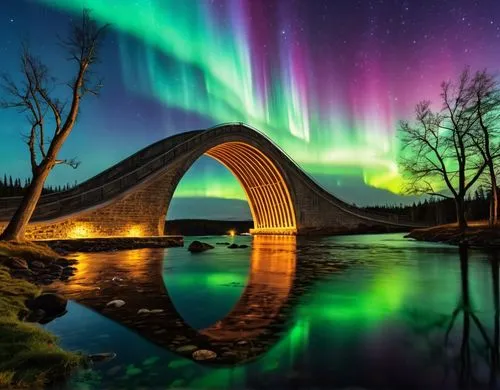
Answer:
44, 233, 500, 389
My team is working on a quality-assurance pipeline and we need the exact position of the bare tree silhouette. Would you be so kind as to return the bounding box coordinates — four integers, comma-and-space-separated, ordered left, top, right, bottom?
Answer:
0, 10, 108, 241
467, 70, 500, 227
399, 68, 488, 230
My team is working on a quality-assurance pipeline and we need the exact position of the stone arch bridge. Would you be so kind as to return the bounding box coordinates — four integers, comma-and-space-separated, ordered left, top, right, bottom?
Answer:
0, 123, 418, 239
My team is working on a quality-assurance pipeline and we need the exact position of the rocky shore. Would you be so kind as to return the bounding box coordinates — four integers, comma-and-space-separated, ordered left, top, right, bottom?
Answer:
3, 254, 78, 286
41, 235, 184, 253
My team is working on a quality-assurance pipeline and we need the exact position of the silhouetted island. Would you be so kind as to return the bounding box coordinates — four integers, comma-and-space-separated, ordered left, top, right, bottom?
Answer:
165, 219, 254, 236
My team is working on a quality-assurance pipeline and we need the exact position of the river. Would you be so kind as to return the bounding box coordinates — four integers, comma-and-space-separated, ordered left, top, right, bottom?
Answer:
44, 233, 500, 389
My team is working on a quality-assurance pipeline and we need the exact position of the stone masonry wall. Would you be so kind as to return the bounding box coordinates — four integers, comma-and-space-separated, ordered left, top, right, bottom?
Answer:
0, 161, 184, 240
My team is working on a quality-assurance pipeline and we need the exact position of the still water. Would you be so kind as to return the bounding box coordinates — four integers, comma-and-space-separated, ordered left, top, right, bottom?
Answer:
45, 233, 500, 390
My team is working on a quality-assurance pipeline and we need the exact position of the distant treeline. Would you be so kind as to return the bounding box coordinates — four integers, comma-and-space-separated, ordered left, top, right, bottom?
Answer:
0, 174, 77, 197
165, 219, 254, 236
363, 186, 498, 225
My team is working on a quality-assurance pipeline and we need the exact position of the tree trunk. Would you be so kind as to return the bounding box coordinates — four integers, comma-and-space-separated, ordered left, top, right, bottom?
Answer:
0, 167, 51, 241
455, 196, 468, 230
489, 165, 498, 227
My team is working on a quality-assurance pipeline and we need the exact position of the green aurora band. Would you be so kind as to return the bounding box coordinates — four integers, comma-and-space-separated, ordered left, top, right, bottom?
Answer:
39, 0, 413, 200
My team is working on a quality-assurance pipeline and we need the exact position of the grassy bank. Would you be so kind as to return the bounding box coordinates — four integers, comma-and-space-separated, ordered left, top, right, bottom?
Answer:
0, 240, 61, 262
0, 241, 84, 388
406, 221, 500, 247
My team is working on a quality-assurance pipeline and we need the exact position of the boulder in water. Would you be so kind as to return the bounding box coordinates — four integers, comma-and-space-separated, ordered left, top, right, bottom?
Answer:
27, 293, 67, 316
188, 241, 214, 253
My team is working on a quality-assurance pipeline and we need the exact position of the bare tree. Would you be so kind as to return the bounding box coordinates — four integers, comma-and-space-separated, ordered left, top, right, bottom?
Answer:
399, 68, 487, 229
467, 70, 500, 227
0, 10, 108, 241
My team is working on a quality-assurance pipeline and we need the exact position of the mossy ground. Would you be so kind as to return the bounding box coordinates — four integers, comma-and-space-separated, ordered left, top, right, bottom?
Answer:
0, 241, 84, 388
0, 240, 60, 264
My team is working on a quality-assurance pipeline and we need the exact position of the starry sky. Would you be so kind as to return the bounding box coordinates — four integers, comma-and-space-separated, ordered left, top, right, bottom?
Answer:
1, 0, 500, 220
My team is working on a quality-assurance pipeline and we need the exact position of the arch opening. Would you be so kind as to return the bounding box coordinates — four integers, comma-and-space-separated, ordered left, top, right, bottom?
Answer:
204, 142, 297, 235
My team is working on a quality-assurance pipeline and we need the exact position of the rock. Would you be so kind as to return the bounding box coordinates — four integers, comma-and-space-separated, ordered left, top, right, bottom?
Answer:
48, 263, 64, 272
46, 265, 63, 278
137, 308, 150, 314
55, 257, 72, 266
106, 299, 125, 308
187, 241, 215, 253
25, 309, 46, 322
176, 345, 198, 353
227, 244, 239, 249
30, 260, 46, 269
192, 349, 217, 361
238, 244, 249, 248
62, 266, 77, 275
7, 257, 28, 270
27, 293, 67, 316
149, 309, 164, 314
89, 352, 117, 363
10, 268, 33, 278
38, 310, 67, 325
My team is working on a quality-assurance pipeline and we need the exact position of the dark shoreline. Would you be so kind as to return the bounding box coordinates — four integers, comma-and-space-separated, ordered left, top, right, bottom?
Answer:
406, 225, 500, 248
39, 235, 184, 253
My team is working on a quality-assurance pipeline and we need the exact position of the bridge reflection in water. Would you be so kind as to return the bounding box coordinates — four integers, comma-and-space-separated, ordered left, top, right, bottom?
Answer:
51, 236, 340, 364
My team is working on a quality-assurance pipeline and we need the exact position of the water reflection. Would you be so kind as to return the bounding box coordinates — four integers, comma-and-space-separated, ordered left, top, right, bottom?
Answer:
198, 236, 296, 342
45, 234, 500, 389
51, 235, 341, 365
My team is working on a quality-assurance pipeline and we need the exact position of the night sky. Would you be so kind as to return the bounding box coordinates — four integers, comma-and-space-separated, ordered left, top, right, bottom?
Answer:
1, 0, 500, 220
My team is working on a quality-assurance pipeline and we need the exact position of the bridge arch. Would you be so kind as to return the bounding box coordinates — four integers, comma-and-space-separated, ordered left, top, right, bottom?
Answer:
0, 123, 419, 240
174, 141, 297, 234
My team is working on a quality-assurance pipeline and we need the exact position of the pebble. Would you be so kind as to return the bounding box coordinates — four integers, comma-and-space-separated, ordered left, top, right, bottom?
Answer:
192, 349, 217, 361
106, 299, 126, 308
176, 345, 198, 353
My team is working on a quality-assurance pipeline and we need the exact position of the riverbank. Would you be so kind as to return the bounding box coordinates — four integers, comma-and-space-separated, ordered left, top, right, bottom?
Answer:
39, 235, 184, 253
406, 222, 500, 248
0, 236, 185, 388
0, 241, 84, 388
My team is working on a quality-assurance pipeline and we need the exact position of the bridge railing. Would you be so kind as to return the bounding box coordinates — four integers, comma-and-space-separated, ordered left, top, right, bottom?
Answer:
0, 124, 234, 219
0, 130, 205, 213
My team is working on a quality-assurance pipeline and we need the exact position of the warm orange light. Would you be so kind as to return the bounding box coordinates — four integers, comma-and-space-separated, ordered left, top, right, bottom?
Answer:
200, 235, 296, 341
126, 225, 144, 237
205, 142, 297, 235
69, 223, 92, 238
228, 229, 236, 237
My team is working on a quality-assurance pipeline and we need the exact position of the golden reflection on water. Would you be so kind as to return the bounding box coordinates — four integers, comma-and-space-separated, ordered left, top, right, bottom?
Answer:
56, 248, 161, 295
200, 235, 296, 341
53, 236, 298, 352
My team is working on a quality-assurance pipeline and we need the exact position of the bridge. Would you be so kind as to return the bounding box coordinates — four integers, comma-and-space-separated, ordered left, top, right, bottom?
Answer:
0, 123, 418, 240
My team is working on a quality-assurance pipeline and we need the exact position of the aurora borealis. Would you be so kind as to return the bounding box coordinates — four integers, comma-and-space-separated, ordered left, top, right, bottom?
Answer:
2, 0, 500, 218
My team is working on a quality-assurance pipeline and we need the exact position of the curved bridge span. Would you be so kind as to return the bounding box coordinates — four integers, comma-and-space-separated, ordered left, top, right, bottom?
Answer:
0, 123, 418, 239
